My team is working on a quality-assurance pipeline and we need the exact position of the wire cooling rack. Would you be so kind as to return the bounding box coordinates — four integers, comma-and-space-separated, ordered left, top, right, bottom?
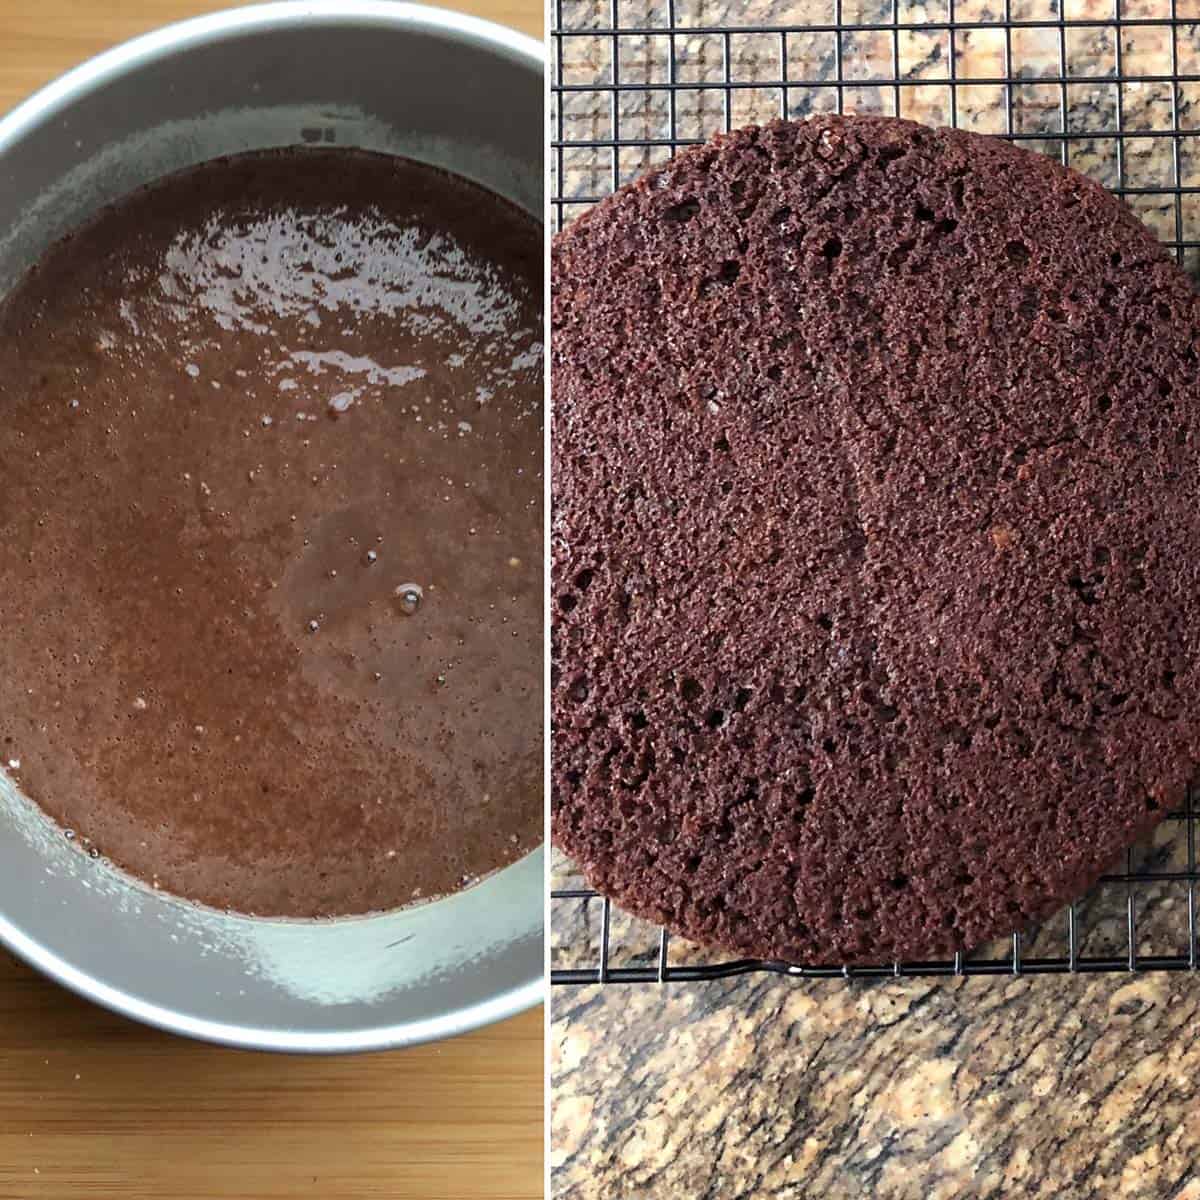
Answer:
550, 0, 1200, 983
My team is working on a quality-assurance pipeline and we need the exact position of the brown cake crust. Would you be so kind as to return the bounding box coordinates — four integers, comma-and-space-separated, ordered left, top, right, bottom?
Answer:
551, 114, 1200, 964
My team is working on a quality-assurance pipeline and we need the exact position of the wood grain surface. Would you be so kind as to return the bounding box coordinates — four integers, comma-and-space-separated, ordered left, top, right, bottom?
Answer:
0, 0, 541, 111
0, 3, 545, 1198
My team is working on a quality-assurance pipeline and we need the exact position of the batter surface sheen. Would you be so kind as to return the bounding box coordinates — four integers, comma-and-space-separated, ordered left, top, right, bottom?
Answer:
0, 148, 544, 917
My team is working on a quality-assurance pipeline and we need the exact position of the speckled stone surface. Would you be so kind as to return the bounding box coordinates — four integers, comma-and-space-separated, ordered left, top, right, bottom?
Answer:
552, 975, 1200, 1199
554, 0, 1200, 277
553, 0, 1200, 1194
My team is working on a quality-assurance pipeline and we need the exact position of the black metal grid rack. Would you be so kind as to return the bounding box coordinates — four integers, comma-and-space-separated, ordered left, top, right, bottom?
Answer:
550, 0, 1200, 983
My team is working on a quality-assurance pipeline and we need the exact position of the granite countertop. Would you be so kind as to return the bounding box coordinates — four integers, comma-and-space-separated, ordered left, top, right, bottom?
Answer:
553, 0, 1200, 1195
552, 974, 1200, 1198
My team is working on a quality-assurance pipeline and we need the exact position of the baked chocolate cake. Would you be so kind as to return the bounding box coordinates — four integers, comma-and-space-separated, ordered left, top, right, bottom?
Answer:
551, 114, 1200, 963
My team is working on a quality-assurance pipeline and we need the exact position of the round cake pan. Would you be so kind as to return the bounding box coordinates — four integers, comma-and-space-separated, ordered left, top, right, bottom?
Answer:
0, 1, 544, 1053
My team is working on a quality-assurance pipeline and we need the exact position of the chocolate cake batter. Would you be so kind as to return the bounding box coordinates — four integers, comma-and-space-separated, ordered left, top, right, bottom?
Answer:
0, 149, 543, 917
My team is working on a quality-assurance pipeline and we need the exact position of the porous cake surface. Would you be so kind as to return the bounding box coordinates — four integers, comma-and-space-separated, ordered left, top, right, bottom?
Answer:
551, 114, 1200, 963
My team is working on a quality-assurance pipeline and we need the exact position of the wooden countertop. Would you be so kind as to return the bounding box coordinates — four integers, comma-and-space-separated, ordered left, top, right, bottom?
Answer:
0, 0, 540, 112
0, 3, 544, 1198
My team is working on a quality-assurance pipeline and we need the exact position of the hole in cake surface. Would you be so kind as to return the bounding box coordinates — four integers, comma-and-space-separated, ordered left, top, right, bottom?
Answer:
663, 198, 700, 224
887, 238, 916, 270
1005, 239, 1031, 265
1068, 572, 1102, 605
